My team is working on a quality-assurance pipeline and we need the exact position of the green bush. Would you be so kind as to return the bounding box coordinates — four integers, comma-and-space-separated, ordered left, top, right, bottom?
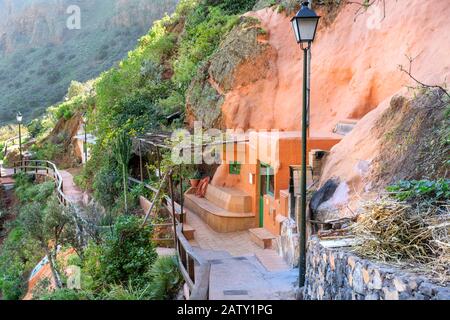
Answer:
147, 256, 182, 300
0, 223, 44, 299
98, 215, 157, 288
387, 179, 450, 201
27, 118, 45, 138
173, 6, 239, 90
212, 0, 258, 14
31, 142, 63, 161
14, 175, 54, 204
36, 288, 93, 300
92, 156, 121, 210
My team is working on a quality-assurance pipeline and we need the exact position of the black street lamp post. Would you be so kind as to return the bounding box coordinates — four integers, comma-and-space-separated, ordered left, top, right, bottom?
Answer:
16, 112, 23, 164
291, 1, 320, 288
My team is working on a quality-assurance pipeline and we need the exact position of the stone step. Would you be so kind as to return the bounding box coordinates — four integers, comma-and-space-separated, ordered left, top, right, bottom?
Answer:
249, 228, 276, 249
182, 224, 195, 240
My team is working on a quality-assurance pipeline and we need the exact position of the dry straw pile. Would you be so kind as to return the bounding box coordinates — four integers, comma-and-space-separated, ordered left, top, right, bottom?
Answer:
351, 199, 449, 283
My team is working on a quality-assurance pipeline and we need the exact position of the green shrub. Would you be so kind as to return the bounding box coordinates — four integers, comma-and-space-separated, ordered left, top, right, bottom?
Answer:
387, 179, 450, 201
14, 178, 54, 204
27, 118, 44, 138
92, 156, 121, 210
0, 223, 44, 300
147, 256, 182, 300
36, 288, 93, 300
213, 0, 258, 14
31, 142, 63, 161
99, 215, 157, 288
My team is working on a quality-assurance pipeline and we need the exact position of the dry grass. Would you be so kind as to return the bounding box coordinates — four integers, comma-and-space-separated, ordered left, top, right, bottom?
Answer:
351, 198, 450, 283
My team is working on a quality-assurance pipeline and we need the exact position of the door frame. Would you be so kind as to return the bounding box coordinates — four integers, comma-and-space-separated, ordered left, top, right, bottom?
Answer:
259, 162, 274, 228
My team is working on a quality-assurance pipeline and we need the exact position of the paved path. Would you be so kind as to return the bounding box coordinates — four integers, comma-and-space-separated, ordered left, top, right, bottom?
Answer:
184, 208, 298, 299
187, 208, 290, 272
60, 170, 83, 203
208, 255, 298, 300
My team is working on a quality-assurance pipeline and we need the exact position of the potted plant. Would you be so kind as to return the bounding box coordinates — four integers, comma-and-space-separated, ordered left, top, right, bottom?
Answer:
190, 170, 202, 188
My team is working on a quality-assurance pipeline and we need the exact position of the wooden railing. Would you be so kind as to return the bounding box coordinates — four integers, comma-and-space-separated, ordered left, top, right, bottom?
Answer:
12, 160, 69, 206
10, 161, 211, 299
175, 224, 210, 300
2, 134, 31, 156
131, 173, 211, 300
9, 160, 107, 234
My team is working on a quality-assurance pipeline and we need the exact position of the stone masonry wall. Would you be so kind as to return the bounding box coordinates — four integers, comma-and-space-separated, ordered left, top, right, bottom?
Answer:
304, 236, 450, 300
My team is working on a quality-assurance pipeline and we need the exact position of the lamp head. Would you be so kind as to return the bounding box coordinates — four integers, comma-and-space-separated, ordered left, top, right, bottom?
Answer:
16, 112, 23, 123
291, 1, 320, 45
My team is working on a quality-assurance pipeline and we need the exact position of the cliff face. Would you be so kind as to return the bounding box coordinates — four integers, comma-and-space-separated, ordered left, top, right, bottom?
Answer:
185, 0, 450, 218
187, 0, 450, 135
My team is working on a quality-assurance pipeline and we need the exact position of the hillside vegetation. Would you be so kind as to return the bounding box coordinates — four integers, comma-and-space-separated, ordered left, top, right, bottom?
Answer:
0, 0, 178, 125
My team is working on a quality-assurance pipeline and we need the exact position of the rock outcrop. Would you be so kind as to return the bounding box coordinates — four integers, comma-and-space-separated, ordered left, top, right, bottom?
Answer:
186, 16, 277, 129
187, 1, 450, 134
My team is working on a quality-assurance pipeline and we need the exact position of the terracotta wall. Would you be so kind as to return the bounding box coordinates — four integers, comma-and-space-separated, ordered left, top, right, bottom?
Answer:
211, 135, 341, 235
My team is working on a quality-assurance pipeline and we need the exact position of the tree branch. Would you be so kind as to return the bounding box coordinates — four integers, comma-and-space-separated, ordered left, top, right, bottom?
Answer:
399, 54, 450, 100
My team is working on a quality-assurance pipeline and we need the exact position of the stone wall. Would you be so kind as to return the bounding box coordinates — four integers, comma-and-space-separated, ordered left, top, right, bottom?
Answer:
304, 236, 450, 300
274, 218, 299, 268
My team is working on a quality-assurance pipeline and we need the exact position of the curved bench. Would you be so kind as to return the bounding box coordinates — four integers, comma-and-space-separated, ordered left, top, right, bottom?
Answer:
205, 185, 252, 213
185, 188, 256, 233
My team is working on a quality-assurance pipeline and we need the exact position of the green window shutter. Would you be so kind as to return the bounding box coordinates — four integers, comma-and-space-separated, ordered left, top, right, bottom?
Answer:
229, 162, 241, 175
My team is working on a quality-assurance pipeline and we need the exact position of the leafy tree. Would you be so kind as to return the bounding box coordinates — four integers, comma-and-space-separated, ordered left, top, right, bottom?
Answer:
19, 196, 75, 289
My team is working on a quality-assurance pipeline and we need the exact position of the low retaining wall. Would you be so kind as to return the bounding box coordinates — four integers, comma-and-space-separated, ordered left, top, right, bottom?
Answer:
304, 236, 450, 300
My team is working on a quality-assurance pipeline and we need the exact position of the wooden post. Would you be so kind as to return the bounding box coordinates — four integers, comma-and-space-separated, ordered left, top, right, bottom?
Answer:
156, 146, 162, 180
169, 171, 178, 250
142, 170, 170, 226
179, 165, 184, 229
139, 139, 144, 182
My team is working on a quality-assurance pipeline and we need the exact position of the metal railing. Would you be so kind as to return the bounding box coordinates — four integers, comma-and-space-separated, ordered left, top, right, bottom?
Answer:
8, 160, 107, 234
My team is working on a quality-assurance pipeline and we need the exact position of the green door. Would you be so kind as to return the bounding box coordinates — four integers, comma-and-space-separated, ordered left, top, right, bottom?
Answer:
259, 163, 274, 228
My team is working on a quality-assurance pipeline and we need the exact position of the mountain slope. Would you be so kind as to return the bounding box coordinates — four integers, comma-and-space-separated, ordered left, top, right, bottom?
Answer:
0, 0, 178, 124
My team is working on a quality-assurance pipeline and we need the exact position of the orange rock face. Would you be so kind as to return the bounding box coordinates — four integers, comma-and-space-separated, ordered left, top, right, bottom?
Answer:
219, 1, 450, 135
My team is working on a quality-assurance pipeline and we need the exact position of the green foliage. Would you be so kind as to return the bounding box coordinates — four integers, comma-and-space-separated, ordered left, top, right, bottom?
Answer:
81, 215, 157, 292
36, 288, 93, 300
112, 131, 132, 213
146, 256, 182, 300
92, 159, 121, 210
387, 179, 450, 201
0, 223, 43, 299
31, 142, 64, 162
100, 215, 157, 287
27, 118, 45, 138
14, 177, 54, 204
0, 175, 57, 299
212, 0, 259, 14
174, 5, 239, 90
